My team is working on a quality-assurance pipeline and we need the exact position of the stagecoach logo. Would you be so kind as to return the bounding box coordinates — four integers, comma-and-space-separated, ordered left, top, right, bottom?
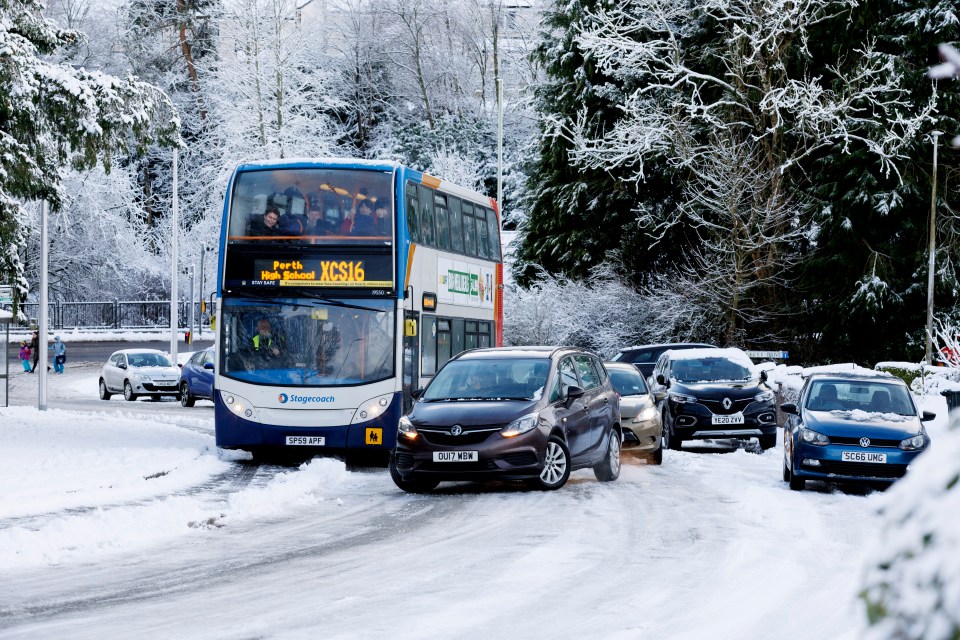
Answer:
450, 425, 463, 436
722, 397, 732, 410
860, 437, 871, 448
278, 393, 336, 405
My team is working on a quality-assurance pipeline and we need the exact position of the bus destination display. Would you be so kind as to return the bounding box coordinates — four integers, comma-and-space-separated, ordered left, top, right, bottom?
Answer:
225, 252, 393, 290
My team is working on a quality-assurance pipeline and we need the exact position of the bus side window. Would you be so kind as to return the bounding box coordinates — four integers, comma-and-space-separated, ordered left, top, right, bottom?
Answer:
486, 207, 501, 260
475, 207, 489, 259
462, 202, 477, 256
405, 182, 420, 243
418, 185, 436, 246
434, 193, 450, 251
449, 197, 464, 254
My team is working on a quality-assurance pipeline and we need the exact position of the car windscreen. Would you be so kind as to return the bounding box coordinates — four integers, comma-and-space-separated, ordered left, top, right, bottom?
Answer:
805, 380, 916, 415
670, 357, 752, 383
423, 357, 550, 401
609, 368, 648, 396
128, 353, 173, 368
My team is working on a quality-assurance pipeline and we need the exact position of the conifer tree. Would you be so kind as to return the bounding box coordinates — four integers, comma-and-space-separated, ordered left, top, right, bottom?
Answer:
0, 0, 178, 310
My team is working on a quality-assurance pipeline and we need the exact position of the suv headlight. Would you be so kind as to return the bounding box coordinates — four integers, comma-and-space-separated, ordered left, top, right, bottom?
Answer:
398, 415, 418, 440
501, 412, 540, 438
754, 390, 775, 403
800, 428, 830, 446
669, 392, 697, 404
899, 434, 926, 451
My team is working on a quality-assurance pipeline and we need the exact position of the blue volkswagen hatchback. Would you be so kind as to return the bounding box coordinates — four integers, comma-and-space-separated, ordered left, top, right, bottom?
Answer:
179, 348, 215, 407
780, 373, 933, 490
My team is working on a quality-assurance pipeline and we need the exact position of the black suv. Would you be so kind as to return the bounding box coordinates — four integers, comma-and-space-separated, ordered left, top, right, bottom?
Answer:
391, 346, 622, 492
648, 347, 777, 451
612, 343, 716, 379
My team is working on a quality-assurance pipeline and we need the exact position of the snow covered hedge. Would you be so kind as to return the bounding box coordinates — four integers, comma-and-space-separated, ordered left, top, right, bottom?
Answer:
861, 417, 960, 639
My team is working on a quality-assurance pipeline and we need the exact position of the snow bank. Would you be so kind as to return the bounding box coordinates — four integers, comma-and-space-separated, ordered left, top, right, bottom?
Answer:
861, 416, 960, 639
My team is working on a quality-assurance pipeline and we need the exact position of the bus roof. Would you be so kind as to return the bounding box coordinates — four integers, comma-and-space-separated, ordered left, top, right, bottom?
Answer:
233, 157, 401, 173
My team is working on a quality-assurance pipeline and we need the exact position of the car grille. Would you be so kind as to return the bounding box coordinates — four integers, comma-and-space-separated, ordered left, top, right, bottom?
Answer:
419, 427, 501, 446
419, 460, 499, 472
500, 452, 539, 467
143, 383, 177, 392
699, 398, 753, 415
395, 453, 415, 469
829, 436, 901, 448
815, 461, 907, 479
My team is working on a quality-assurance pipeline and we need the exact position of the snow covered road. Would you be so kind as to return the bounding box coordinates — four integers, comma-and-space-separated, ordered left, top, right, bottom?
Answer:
2, 366, 938, 638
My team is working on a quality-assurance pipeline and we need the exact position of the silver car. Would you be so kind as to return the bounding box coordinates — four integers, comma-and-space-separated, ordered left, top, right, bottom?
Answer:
99, 349, 182, 402
606, 362, 663, 464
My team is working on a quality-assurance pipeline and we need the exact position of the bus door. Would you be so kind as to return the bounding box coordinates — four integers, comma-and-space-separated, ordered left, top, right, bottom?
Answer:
403, 310, 420, 413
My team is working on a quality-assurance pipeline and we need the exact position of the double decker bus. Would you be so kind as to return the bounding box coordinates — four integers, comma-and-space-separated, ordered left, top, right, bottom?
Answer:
214, 159, 504, 462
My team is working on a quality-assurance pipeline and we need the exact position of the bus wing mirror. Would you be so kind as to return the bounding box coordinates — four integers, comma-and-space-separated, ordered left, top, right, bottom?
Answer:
411, 388, 424, 400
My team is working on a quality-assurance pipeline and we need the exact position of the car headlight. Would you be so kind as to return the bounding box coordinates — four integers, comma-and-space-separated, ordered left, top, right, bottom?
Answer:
754, 390, 775, 403
501, 412, 540, 438
800, 428, 830, 446
398, 415, 418, 440
899, 434, 926, 451
134, 373, 152, 382
632, 406, 659, 423
669, 392, 697, 404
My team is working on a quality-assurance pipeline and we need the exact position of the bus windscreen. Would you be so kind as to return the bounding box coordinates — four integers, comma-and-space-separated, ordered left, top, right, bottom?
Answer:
228, 168, 393, 245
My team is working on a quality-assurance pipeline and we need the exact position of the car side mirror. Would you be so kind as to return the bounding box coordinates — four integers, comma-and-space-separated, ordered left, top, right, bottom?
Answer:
411, 388, 424, 400
565, 385, 585, 406
921, 411, 936, 422
118, 362, 127, 370
653, 390, 667, 403
656, 374, 666, 386
203, 362, 214, 370
780, 402, 798, 415
760, 370, 768, 383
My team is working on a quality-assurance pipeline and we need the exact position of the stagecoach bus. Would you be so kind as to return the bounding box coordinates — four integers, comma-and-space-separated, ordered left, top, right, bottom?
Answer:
214, 159, 504, 462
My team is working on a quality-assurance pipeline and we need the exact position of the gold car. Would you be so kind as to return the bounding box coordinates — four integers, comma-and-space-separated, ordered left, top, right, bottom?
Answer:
606, 362, 663, 464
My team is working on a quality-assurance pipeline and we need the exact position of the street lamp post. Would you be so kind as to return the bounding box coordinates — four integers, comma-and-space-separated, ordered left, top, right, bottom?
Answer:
926, 130, 943, 365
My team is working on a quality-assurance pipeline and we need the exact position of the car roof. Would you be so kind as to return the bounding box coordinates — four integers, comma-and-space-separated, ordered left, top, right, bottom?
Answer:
805, 371, 901, 384
454, 346, 595, 360
605, 361, 644, 372
618, 343, 715, 353
663, 347, 754, 366
110, 348, 169, 356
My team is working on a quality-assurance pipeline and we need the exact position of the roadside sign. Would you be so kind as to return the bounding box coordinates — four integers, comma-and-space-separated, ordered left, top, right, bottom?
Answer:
746, 350, 789, 360
0, 285, 12, 305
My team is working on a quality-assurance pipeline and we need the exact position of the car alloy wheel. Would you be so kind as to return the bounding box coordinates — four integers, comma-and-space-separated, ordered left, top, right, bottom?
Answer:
123, 381, 137, 402
99, 379, 111, 401
180, 382, 195, 407
534, 436, 571, 490
594, 429, 621, 482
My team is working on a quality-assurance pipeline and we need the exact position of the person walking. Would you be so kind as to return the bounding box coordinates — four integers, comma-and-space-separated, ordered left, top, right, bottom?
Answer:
18, 340, 32, 372
29, 330, 39, 373
51, 336, 67, 374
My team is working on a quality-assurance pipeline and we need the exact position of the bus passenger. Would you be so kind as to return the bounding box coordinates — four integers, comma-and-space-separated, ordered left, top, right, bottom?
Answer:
374, 200, 390, 236
247, 205, 282, 237
351, 200, 377, 236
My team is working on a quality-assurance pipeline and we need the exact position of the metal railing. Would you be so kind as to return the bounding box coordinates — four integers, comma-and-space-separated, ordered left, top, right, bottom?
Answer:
12, 300, 214, 331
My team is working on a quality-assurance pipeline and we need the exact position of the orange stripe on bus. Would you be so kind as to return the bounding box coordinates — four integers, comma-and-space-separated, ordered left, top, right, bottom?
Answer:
404, 244, 417, 291
421, 174, 441, 189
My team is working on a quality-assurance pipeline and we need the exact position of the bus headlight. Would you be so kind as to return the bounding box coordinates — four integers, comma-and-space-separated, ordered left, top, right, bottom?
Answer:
220, 391, 259, 422
351, 394, 394, 424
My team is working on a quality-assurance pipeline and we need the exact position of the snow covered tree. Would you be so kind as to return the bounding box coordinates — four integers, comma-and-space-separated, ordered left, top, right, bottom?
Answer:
0, 0, 178, 311
562, 0, 935, 347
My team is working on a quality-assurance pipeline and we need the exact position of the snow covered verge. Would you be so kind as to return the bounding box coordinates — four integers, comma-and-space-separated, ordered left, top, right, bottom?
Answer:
0, 407, 363, 569
860, 413, 960, 640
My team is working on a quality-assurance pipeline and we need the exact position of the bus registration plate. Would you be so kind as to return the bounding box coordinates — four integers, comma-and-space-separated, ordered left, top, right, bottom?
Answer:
433, 451, 478, 462
286, 436, 326, 446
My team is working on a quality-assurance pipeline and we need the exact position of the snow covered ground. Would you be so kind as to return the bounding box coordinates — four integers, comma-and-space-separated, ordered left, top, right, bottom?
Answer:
0, 361, 953, 639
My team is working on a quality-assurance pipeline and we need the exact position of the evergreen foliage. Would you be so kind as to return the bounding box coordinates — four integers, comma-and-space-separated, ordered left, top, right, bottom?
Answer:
0, 0, 178, 308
